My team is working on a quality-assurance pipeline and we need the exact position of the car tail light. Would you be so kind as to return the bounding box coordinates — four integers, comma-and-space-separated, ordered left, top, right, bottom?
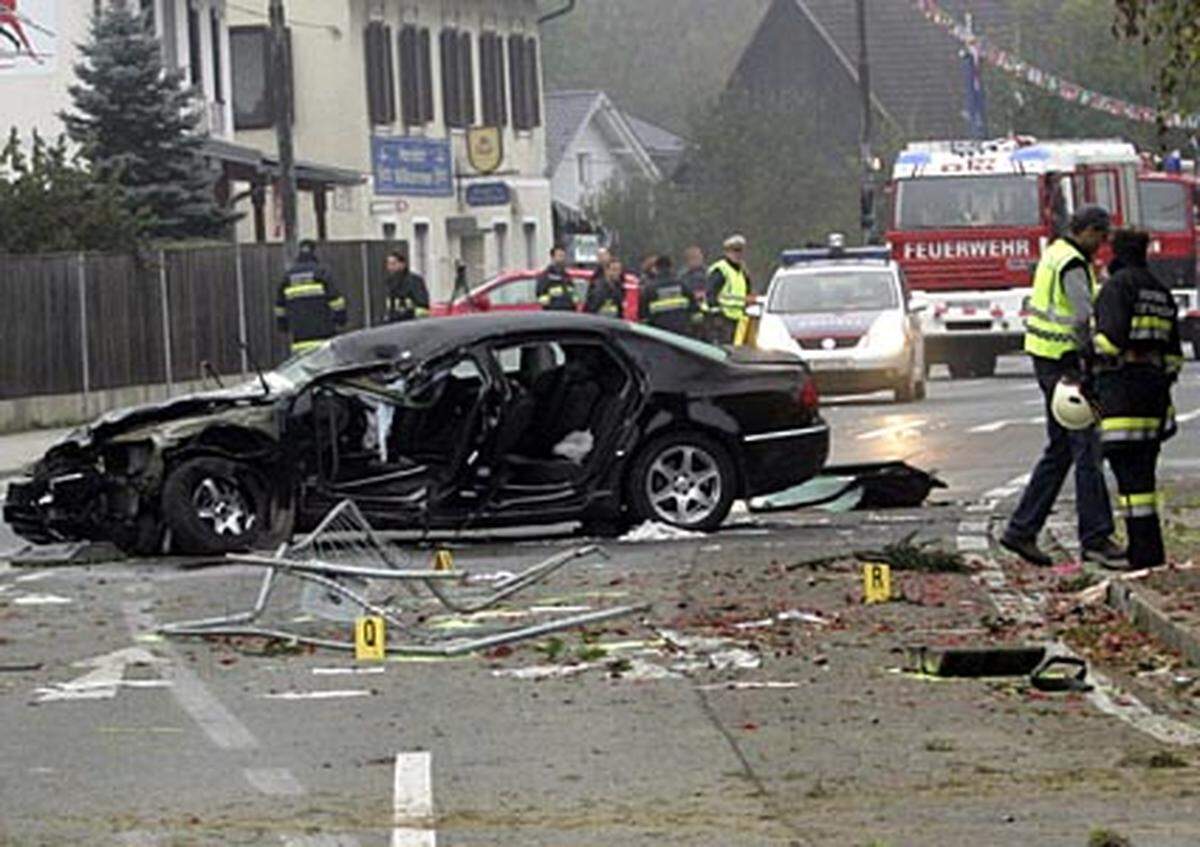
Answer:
990, 306, 1004, 319
798, 377, 819, 411
1188, 309, 1200, 319
933, 303, 948, 318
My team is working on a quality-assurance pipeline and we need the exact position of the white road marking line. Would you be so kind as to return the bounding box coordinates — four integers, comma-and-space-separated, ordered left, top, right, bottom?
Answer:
1176, 408, 1200, 424
245, 767, 307, 796
14, 571, 55, 583
123, 600, 259, 751
12, 593, 72, 605
282, 836, 361, 846
982, 473, 1030, 501
311, 667, 387, 676
393, 752, 436, 847
855, 419, 928, 440
34, 647, 166, 702
967, 416, 1044, 434
263, 690, 374, 701
955, 536, 990, 552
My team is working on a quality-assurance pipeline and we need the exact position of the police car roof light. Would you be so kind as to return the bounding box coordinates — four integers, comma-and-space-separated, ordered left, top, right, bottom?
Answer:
780, 246, 891, 266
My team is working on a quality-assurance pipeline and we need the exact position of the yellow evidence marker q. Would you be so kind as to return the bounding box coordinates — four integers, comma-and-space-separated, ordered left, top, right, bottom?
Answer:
862, 563, 892, 604
355, 616, 386, 661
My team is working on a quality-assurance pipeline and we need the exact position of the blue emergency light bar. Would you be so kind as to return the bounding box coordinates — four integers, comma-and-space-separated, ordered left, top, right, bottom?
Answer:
780, 245, 892, 266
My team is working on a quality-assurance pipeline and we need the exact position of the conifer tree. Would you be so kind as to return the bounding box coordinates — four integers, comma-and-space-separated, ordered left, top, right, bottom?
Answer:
62, 0, 235, 240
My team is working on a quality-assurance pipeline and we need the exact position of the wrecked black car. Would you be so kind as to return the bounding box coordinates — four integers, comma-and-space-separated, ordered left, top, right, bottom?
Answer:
5, 313, 829, 554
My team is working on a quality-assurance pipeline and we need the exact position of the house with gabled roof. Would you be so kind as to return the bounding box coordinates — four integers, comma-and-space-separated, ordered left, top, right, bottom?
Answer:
727, 0, 1016, 147
545, 89, 686, 229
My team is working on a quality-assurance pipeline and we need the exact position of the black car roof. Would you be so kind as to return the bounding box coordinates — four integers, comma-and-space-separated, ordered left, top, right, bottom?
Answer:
329, 312, 626, 364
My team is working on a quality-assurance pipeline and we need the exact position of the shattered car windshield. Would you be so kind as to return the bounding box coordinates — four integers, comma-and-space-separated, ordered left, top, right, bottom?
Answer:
770, 270, 898, 313
273, 342, 344, 385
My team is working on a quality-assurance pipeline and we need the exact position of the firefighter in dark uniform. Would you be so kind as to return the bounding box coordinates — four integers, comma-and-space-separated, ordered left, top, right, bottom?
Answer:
383, 251, 430, 323
1092, 229, 1184, 569
536, 245, 577, 311
707, 234, 750, 344
640, 255, 699, 336
678, 245, 712, 340
275, 240, 346, 355
585, 257, 625, 318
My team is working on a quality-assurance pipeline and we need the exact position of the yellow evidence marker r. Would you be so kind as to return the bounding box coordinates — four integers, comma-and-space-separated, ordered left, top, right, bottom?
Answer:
862, 563, 892, 604
355, 616, 386, 660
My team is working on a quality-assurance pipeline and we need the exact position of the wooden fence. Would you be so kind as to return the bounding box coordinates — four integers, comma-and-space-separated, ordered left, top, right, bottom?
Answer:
0, 241, 400, 401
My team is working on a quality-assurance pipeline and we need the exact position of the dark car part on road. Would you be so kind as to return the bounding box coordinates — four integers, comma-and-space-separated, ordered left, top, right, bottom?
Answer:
909, 645, 1047, 677
4, 313, 830, 553
1030, 656, 1093, 693
749, 461, 946, 513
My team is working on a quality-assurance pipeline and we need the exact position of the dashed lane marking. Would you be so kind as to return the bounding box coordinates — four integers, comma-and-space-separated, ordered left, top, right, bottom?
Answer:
855, 419, 928, 441
393, 752, 437, 847
967, 416, 1044, 434
245, 768, 307, 797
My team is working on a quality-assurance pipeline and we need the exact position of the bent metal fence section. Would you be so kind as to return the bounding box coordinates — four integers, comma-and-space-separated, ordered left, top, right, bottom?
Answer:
0, 240, 398, 402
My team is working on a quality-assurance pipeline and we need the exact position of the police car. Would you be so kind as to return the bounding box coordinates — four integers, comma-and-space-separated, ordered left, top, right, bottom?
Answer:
755, 235, 926, 402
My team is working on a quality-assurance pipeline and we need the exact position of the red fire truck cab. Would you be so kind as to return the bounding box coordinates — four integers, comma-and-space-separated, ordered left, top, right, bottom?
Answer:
887, 137, 1142, 378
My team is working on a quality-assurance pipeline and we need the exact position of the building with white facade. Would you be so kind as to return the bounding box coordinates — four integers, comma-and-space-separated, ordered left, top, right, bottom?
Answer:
2, 0, 555, 299
225, 0, 554, 297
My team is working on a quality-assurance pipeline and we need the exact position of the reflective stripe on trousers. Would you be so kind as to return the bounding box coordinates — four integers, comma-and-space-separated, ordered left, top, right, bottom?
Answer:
1117, 492, 1158, 518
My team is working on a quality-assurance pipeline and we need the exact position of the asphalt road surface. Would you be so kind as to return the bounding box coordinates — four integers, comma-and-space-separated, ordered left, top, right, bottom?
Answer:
3, 356, 1200, 846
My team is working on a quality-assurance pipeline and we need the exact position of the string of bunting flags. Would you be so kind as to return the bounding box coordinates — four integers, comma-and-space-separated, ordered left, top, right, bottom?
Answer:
914, 0, 1200, 131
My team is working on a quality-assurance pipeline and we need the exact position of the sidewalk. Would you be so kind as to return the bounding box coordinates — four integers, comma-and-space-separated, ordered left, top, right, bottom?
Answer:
0, 427, 73, 477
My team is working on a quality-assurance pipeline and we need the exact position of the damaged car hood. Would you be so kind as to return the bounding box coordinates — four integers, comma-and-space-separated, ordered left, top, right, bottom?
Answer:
57, 376, 293, 450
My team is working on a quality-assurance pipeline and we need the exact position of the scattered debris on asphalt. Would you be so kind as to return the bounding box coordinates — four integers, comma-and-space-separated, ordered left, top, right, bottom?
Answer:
908, 645, 1046, 677
619, 521, 706, 543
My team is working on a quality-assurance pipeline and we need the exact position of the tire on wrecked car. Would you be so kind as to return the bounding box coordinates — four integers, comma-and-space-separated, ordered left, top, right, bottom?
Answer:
160, 456, 287, 555
626, 430, 737, 533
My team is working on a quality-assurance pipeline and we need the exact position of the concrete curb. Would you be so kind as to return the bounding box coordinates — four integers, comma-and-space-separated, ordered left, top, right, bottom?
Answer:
1107, 578, 1200, 669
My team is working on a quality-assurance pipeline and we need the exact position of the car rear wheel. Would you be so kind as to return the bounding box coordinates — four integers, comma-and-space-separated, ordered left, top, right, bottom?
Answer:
629, 433, 736, 532
161, 457, 274, 555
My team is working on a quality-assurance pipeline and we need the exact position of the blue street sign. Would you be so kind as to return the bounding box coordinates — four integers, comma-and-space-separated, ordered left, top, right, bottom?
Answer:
371, 136, 454, 197
465, 181, 511, 207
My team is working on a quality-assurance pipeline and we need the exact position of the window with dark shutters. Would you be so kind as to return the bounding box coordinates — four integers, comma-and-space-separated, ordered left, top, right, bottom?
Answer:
507, 35, 541, 131
231, 25, 294, 130
399, 25, 434, 126
210, 8, 223, 103
458, 33, 476, 126
479, 32, 507, 127
364, 22, 396, 126
440, 29, 461, 127
440, 29, 476, 129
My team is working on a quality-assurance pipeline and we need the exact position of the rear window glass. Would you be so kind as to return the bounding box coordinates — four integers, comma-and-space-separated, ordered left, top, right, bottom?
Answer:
1139, 180, 1190, 233
624, 322, 729, 362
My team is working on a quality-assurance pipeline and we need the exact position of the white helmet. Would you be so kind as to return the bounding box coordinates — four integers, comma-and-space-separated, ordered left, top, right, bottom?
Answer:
1051, 378, 1097, 430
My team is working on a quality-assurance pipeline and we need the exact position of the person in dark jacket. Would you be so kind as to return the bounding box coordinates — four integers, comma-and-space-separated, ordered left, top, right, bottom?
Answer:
640, 255, 699, 336
678, 245, 711, 340
1091, 228, 1184, 569
585, 257, 625, 318
275, 240, 346, 354
536, 246, 577, 311
383, 251, 430, 323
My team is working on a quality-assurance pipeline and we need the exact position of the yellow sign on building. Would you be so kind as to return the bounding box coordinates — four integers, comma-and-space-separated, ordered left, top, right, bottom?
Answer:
467, 126, 504, 174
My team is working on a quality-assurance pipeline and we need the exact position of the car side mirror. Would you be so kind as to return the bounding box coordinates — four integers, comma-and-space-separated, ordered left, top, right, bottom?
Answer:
745, 301, 764, 319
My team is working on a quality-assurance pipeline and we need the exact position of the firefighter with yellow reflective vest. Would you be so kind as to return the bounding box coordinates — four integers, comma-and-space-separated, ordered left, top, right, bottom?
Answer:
1001, 206, 1126, 568
536, 245, 578, 312
707, 234, 751, 344
275, 240, 347, 355
640, 254, 700, 335
1091, 228, 1183, 569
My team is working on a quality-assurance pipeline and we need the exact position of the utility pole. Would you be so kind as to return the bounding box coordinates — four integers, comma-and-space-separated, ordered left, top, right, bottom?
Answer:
855, 0, 875, 244
270, 0, 298, 261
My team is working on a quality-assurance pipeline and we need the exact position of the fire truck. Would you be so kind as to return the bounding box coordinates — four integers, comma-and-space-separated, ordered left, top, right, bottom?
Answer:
887, 137, 1143, 378
1139, 166, 1200, 357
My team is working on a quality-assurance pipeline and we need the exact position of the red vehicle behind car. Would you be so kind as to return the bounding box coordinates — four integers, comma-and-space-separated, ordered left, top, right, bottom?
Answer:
431, 268, 642, 321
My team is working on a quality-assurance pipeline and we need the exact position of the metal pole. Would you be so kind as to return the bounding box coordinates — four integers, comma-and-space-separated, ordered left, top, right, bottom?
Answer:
235, 243, 250, 374
270, 0, 299, 262
76, 253, 90, 418
360, 242, 372, 327
159, 250, 175, 397
856, 0, 875, 245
